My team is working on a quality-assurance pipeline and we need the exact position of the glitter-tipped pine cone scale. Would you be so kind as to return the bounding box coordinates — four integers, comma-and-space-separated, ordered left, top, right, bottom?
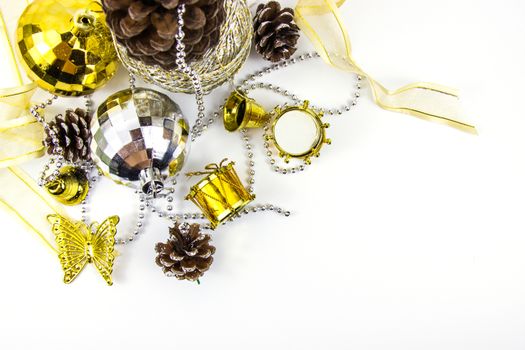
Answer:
253, 1, 300, 62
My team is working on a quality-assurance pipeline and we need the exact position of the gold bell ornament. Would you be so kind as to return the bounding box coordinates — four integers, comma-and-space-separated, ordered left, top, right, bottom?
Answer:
223, 90, 269, 131
16, 0, 118, 96
186, 159, 255, 229
44, 166, 89, 206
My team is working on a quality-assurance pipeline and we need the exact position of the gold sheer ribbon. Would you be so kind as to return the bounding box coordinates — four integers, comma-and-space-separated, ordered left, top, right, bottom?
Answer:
0, 4, 43, 167
0, 2, 61, 253
0, 168, 60, 253
294, 0, 476, 134
0, 84, 43, 168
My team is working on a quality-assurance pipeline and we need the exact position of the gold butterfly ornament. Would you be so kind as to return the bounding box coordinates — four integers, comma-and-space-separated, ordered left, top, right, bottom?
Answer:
48, 215, 120, 285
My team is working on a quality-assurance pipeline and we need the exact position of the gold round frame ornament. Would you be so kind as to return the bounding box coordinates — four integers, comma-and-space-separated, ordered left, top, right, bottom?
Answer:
115, 0, 253, 94
269, 101, 331, 165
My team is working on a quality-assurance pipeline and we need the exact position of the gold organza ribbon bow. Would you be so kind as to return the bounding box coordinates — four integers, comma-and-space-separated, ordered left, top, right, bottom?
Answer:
0, 2, 43, 165
0, 3, 62, 253
294, 0, 476, 134
0, 96, 61, 253
0, 4, 43, 167
0, 84, 43, 167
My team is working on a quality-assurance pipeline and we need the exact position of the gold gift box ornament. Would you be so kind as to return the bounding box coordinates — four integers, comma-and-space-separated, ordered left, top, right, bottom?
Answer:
186, 159, 255, 229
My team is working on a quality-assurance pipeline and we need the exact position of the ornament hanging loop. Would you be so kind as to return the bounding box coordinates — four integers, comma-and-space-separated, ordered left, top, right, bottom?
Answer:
140, 167, 165, 198
74, 12, 95, 31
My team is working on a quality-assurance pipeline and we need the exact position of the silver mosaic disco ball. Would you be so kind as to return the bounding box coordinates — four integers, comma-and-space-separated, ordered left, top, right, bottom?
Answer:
91, 88, 190, 194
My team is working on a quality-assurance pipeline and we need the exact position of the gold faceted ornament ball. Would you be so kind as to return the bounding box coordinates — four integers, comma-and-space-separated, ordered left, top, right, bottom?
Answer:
16, 0, 118, 96
45, 166, 89, 206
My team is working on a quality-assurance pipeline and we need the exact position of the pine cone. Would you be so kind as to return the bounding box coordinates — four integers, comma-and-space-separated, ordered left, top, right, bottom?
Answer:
155, 222, 215, 281
44, 108, 92, 163
103, 0, 226, 69
253, 1, 300, 62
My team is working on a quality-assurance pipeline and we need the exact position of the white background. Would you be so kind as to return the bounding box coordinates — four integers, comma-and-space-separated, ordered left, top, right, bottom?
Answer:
1, 0, 525, 349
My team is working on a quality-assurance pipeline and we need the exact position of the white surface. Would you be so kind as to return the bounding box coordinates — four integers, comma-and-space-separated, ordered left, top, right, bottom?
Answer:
1, 0, 525, 349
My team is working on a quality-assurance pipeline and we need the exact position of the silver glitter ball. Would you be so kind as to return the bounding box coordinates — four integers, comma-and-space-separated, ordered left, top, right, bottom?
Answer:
91, 88, 190, 194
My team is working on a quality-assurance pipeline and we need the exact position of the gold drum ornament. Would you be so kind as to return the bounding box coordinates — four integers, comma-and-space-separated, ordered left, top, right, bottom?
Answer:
45, 166, 89, 206
223, 90, 269, 131
16, 0, 118, 96
186, 160, 255, 229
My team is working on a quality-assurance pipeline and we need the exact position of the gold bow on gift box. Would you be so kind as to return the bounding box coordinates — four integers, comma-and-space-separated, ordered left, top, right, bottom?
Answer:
294, 0, 476, 134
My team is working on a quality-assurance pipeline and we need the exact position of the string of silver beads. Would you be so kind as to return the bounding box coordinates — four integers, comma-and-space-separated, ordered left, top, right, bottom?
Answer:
80, 163, 99, 224
35, 50, 361, 243
237, 52, 361, 113
240, 76, 362, 116
34, 93, 97, 186
30, 92, 146, 245
174, 4, 206, 142
148, 202, 290, 232
193, 51, 362, 149
210, 204, 291, 231
241, 128, 256, 193
81, 165, 148, 245
132, 2, 291, 231
119, 42, 365, 240
114, 190, 148, 245
237, 54, 361, 173
145, 126, 290, 229
149, 52, 363, 226
112, 4, 208, 244
30, 95, 64, 186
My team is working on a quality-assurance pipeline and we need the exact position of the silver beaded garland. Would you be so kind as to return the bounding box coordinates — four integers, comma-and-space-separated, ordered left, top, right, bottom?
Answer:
32, 6, 363, 246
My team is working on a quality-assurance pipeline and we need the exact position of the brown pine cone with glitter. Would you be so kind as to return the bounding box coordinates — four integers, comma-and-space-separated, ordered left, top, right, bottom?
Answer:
155, 222, 215, 281
253, 1, 300, 62
44, 108, 92, 163
102, 0, 226, 69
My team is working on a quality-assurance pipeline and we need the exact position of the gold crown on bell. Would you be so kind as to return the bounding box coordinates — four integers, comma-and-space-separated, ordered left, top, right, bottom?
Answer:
186, 159, 255, 229
223, 90, 269, 131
